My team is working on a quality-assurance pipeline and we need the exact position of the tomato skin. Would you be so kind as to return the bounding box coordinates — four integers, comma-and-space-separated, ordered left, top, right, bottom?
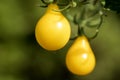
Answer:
35, 4, 71, 50
66, 35, 96, 75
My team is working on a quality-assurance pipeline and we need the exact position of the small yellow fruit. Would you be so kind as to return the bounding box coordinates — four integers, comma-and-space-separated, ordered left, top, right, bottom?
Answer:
35, 4, 71, 50
66, 35, 96, 75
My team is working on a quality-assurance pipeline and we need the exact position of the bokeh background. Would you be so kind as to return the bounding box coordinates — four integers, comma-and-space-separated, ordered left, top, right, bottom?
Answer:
0, 0, 120, 80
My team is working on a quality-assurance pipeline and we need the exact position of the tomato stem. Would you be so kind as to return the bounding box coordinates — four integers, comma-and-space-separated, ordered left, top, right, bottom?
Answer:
40, 0, 77, 11
40, 0, 55, 7
52, 0, 77, 12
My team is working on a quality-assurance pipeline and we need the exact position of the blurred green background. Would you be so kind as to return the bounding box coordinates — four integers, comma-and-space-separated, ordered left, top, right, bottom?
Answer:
0, 0, 120, 80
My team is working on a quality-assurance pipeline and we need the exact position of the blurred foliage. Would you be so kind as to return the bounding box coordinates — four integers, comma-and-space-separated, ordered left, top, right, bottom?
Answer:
0, 0, 120, 80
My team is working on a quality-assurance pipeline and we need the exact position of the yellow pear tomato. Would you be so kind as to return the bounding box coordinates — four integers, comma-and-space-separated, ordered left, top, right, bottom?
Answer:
66, 35, 96, 75
35, 3, 71, 51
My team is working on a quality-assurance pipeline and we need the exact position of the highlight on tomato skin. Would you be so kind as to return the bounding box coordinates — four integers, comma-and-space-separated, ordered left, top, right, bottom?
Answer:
35, 3, 71, 51
66, 35, 96, 75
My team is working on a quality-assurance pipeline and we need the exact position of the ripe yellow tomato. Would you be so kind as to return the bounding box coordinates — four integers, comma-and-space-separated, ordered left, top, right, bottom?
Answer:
66, 35, 96, 75
35, 3, 71, 51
